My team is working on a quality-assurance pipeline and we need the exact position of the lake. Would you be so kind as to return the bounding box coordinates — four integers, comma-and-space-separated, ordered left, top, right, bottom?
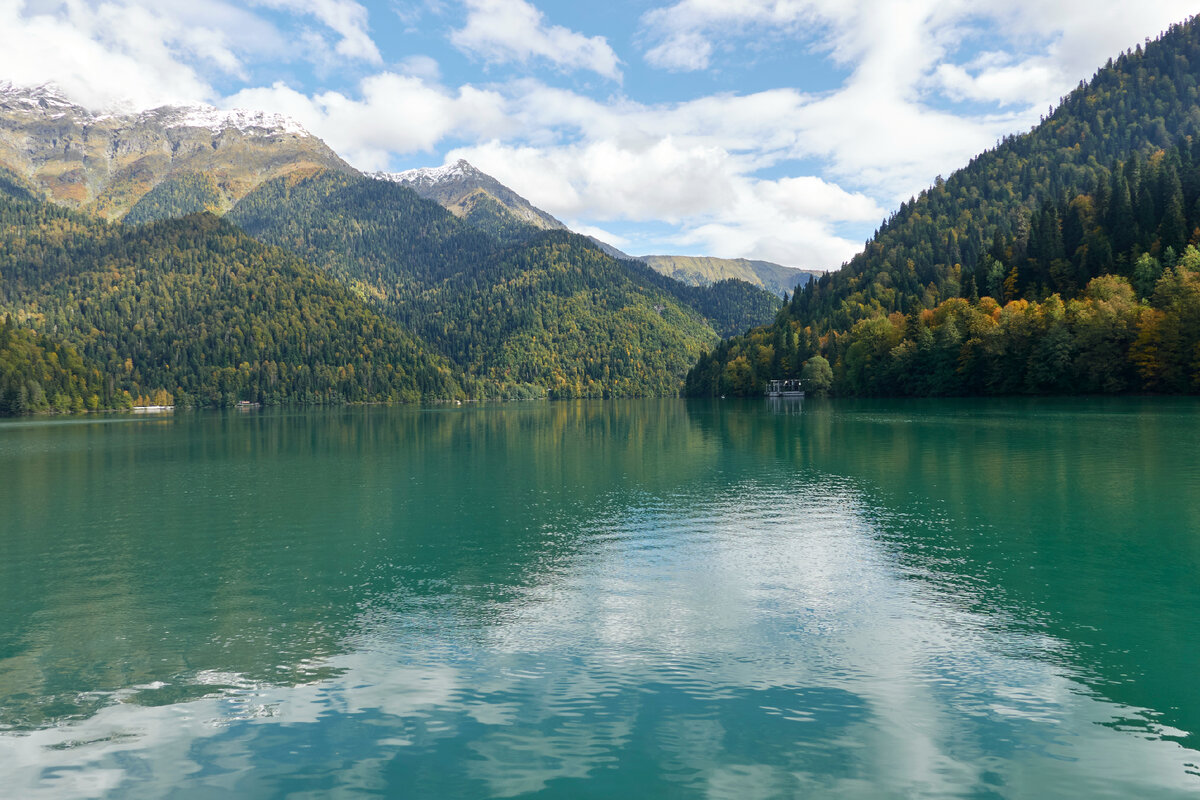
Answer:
1, 398, 1199, 798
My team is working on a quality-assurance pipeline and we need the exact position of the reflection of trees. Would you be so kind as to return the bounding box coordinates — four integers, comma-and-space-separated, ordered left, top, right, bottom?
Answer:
4, 400, 1200, 796
0, 401, 718, 729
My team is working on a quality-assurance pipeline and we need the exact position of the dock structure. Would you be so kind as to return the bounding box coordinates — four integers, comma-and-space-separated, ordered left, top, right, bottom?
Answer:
765, 379, 804, 397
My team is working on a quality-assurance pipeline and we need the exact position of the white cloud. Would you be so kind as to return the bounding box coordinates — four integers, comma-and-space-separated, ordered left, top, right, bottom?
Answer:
635, 0, 1198, 205
446, 135, 883, 267
669, 172, 885, 267
397, 54, 442, 82
936, 58, 1059, 107
0, 0, 234, 108
639, 0, 817, 74
228, 74, 509, 170
254, 0, 382, 64
450, 0, 621, 80
644, 30, 712, 72
0, 0, 382, 111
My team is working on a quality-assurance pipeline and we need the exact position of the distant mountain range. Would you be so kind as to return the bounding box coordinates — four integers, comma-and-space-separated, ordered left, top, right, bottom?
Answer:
374, 157, 820, 296
640, 255, 821, 297
0, 81, 820, 296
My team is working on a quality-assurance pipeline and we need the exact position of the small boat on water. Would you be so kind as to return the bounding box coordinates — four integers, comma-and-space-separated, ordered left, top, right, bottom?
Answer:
765, 379, 804, 398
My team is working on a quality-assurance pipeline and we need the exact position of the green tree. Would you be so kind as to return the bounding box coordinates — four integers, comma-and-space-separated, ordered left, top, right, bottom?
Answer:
800, 355, 833, 397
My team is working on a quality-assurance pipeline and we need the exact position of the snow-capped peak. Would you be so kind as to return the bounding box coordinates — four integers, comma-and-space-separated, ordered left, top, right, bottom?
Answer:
0, 81, 310, 137
373, 159, 481, 188
0, 82, 80, 116
143, 104, 311, 137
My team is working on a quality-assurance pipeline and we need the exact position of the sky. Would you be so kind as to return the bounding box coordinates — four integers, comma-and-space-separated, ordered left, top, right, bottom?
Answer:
1, 1, 1197, 268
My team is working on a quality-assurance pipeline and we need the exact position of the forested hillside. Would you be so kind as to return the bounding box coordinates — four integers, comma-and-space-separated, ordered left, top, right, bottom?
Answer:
0, 317, 110, 414
230, 170, 777, 397
687, 16, 1200, 397
418, 233, 718, 397
0, 192, 462, 411
0, 158, 779, 413
124, 172, 224, 225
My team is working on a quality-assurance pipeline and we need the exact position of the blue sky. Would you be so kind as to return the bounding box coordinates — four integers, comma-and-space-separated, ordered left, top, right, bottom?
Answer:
2, 1, 1198, 268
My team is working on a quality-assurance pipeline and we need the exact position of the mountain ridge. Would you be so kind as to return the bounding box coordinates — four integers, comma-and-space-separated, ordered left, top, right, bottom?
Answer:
640, 254, 822, 296
382, 156, 820, 294
0, 82, 351, 221
373, 158, 567, 242
0, 81, 817, 294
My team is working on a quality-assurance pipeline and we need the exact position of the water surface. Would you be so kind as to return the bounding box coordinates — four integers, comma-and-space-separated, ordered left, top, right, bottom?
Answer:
1, 399, 1198, 798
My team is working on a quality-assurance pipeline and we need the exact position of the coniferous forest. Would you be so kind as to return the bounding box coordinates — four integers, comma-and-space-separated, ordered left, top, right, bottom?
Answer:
0, 163, 781, 412
686, 17, 1200, 398
0, 192, 462, 409
228, 170, 773, 398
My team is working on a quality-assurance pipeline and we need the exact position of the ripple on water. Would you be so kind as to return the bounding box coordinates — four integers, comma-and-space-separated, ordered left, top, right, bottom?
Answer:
2, 402, 1200, 798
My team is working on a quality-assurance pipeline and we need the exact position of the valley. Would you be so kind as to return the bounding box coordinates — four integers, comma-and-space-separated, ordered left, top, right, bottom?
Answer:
0, 84, 794, 409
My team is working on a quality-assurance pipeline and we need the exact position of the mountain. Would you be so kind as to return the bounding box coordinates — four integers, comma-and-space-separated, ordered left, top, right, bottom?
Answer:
685, 17, 1200, 398
0, 187, 461, 411
583, 235, 635, 260
0, 82, 351, 221
378, 158, 819, 292
640, 255, 821, 296
229, 169, 729, 397
0, 83, 783, 405
373, 159, 566, 245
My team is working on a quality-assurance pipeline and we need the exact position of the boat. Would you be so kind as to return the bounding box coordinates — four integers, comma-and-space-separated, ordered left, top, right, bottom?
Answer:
765, 379, 804, 398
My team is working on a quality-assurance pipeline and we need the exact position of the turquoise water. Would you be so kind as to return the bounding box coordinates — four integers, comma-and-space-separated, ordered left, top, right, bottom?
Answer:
1, 399, 1198, 798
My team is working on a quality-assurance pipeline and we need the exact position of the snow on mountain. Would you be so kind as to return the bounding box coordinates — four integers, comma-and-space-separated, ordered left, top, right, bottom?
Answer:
0, 81, 309, 137
0, 82, 79, 118
370, 159, 479, 189
142, 105, 311, 137
370, 159, 568, 239
0, 81, 348, 219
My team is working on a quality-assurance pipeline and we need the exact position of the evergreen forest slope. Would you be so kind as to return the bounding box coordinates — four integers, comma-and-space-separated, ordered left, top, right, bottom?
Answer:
230, 170, 778, 397
0, 190, 462, 409
0, 319, 109, 414
687, 17, 1200, 397
124, 172, 224, 225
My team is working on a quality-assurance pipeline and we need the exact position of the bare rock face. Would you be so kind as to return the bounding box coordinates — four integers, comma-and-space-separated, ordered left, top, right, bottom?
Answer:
0, 83, 353, 219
